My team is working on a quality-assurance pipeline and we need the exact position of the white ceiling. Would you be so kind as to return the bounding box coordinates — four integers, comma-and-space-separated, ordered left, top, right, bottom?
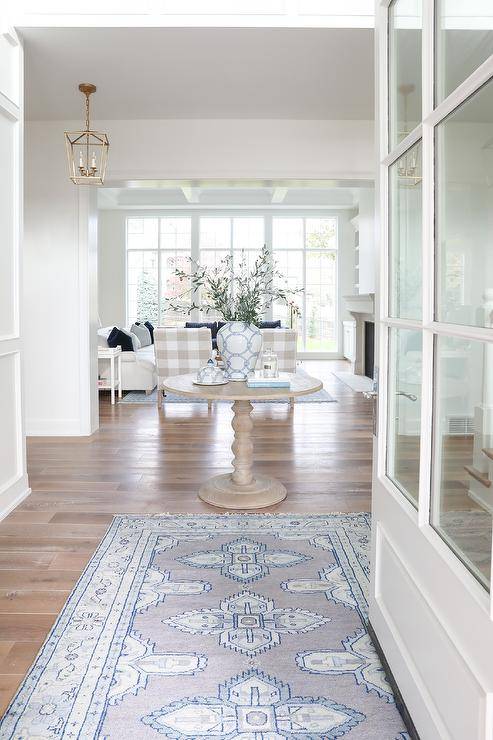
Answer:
97, 181, 373, 209
23, 27, 374, 121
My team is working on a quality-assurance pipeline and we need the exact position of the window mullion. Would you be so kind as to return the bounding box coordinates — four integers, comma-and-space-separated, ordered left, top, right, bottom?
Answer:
157, 220, 162, 325
265, 214, 273, 321
303, 219, 308, 351
191, 214, 200, 322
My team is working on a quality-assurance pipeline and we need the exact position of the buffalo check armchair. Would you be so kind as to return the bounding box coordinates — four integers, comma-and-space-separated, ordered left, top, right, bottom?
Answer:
154, 327, 213, 409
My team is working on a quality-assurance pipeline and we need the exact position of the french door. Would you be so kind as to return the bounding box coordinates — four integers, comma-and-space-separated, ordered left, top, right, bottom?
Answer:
0, 24, 28, 518
371, 1, 493, 738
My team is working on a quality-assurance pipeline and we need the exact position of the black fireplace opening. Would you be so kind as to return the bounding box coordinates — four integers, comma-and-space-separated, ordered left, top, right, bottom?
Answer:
364, 321, 374, 380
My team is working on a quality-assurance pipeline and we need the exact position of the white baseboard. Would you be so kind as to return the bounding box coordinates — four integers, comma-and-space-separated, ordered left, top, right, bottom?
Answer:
0, 483, 31, 522
26, 418, 88, 436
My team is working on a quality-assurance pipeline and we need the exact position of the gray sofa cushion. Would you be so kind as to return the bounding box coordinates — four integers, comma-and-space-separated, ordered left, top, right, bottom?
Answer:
131, 323, 152, 347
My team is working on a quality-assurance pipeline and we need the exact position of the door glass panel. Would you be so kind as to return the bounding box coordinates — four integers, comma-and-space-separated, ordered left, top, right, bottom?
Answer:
435, 1, 493, 104
431, 335, 493, 590
388, 0, 422, 149
389, 139, 422, 320
387, 328, 422, 506
435, 79, 493, 329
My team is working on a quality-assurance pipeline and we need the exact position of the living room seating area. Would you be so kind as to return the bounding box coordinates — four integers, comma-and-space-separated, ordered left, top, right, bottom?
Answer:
97, 321, 298, 397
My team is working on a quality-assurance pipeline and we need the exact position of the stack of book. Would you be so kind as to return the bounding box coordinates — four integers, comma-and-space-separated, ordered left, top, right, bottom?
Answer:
247, 372, 290, 389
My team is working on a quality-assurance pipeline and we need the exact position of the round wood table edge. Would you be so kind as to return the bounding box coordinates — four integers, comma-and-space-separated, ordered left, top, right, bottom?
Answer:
161, 372, 323, 401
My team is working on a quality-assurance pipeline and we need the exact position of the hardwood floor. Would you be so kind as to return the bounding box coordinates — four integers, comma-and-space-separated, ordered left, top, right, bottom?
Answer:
0, 359, 373, 714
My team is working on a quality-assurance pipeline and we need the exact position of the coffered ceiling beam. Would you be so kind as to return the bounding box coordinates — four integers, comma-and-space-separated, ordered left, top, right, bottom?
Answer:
181, 186, 200, 203
271, 187, 288, 204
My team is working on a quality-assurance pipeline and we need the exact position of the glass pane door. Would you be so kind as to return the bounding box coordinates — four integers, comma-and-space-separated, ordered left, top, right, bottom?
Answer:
435, 0, 493, 104
388, 0, 422, 148
435, 78, 493, 329
431, 335, 493, 589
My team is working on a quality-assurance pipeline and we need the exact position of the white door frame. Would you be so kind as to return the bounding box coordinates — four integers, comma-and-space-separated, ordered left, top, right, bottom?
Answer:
371, 1, 493, 738
0, 24, 30, 520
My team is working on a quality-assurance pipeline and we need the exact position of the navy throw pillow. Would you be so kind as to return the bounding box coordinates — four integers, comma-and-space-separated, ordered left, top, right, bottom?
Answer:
185, 321, 217, 339
258, 320, 281, 329
144, 321, 155, 343
107, 327, 133, 352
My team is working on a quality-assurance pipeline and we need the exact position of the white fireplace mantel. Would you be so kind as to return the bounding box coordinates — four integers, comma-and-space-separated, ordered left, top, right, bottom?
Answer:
344, 293, 375, 376
344, 293, 375, 317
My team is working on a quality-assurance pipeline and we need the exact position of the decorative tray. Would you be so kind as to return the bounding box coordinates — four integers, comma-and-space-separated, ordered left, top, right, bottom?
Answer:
192, 379, 229, 386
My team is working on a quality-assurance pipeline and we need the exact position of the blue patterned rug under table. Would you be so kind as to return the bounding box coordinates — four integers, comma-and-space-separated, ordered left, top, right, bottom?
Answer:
0, 514, 409, 739
120, 387, 335, 404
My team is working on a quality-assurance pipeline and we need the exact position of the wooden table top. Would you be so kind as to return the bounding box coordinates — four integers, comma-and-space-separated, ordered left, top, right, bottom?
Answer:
162, 372, 323, 401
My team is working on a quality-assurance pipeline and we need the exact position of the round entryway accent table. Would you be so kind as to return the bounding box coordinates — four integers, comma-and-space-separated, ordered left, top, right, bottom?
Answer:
161, 372, 323, 510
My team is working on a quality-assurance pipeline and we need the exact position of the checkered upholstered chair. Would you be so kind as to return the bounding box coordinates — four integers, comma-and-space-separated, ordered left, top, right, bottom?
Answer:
154, 327, 213, 409
257, 329, 298, 406
258, 329, 298, 372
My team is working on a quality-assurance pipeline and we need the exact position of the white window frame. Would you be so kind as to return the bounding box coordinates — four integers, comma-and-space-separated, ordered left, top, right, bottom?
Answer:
125, 216, 194, 327
124, 209, 341, 358
271, 214, 339, 355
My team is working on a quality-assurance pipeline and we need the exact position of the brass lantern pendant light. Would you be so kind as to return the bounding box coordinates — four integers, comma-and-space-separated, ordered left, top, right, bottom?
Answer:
65, 83, 109, 185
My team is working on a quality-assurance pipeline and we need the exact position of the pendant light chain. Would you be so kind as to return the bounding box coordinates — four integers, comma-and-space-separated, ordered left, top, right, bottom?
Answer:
85, 93, 90, 132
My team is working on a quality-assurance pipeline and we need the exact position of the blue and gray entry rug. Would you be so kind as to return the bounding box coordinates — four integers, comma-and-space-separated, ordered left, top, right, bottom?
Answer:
0, 514, 409, 739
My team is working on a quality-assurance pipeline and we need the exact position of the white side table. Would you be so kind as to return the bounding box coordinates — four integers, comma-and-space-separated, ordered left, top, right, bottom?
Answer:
98, 346, 122, 405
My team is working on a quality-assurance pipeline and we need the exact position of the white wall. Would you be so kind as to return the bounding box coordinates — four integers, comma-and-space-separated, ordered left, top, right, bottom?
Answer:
357, 187, 376, 295
24, 118, 374, 434
0, 29, 30, 518
98, 211, 126, 328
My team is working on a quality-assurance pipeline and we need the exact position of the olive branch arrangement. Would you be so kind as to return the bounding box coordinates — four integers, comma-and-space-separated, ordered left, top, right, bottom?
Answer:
166, 244, 302, 326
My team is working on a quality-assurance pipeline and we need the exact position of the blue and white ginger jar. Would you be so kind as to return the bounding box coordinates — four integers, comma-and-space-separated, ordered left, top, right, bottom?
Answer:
216, 321, 262, 381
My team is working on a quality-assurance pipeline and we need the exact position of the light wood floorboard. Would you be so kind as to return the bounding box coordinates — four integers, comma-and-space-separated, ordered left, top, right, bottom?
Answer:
0, 359, 372, 714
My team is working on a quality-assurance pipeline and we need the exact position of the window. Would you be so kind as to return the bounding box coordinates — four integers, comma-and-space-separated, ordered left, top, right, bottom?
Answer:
199, 216, 264, 268
126, 217, 192, 326
273, 217, 338, 353
126, 213, 339, 354
199, 217, 264, 320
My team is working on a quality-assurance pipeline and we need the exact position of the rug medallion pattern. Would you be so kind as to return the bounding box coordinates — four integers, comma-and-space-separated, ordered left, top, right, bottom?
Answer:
0, 514, 409, 739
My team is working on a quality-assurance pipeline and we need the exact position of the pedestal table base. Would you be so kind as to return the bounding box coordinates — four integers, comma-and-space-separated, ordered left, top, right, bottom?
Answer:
198, 399, 287, 510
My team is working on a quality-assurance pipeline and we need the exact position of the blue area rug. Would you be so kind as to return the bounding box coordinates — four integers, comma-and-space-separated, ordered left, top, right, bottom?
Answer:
0, 514, 409, 739
120, 387, 335, 404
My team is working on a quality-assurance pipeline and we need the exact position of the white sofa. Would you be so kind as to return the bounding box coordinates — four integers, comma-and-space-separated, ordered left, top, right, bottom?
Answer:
98, 327, 157, 392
